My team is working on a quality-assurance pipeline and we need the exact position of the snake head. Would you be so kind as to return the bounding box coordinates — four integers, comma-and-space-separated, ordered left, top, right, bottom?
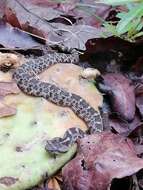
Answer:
45, 137, 70, 155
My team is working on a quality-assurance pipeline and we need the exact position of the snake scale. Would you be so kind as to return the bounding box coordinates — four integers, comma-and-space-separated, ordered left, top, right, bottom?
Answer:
13, 52, 103, 154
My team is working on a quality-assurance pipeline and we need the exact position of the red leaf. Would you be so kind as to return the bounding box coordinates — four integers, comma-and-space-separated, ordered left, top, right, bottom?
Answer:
5, 0, 111, 50
109, 114, 141, 136
4, 7, 21, 28
22, 22, 46, 44
63, 132, 143, 190
101, 73, 135, 121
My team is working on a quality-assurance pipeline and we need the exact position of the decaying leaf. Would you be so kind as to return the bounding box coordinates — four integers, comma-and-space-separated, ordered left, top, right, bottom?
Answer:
109, 114, 142, 136
4, 0, 111, 50
109, 117, 129, 134
100, 73, 135, 121
62, 132, 143, 190
48, 25, 108, 50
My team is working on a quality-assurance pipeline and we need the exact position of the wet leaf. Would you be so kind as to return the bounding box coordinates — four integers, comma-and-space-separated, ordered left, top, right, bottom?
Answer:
62, 132, 143, 190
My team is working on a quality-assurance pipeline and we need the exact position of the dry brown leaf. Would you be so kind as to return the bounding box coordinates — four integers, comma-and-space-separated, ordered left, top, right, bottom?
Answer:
48, 178, 61, 190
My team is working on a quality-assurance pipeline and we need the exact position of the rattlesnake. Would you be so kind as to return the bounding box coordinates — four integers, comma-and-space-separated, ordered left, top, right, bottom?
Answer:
13, 52, 103, 154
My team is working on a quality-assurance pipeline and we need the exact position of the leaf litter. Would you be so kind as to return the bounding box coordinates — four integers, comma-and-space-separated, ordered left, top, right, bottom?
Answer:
63, 132, 143, 190
0, 1, 142, 190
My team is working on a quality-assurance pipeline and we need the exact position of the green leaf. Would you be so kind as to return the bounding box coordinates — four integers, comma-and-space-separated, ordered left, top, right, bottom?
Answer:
97, 0, 140, 5
136, 21, 143, 31
116, 3, 143, 34
133, 31, 143, 38
116, 12, 127, 19
103, 23, 118, 36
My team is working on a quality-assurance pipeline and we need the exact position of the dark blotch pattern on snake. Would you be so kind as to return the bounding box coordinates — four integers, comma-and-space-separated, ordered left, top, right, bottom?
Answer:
13, 52, 103, 154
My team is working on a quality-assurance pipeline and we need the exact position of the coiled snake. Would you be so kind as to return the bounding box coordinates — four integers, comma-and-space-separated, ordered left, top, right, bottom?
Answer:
13, 52, 103, 154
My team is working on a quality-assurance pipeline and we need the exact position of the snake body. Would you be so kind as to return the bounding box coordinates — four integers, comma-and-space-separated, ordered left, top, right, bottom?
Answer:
13, 52, 103, 154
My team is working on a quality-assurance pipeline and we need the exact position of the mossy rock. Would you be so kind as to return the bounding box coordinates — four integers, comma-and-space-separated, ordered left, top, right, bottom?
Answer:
0, 63, 102, 190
